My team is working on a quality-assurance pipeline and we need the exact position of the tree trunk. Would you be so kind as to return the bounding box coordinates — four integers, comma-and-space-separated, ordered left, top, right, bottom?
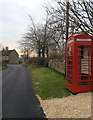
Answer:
42, 47, 45, 58
46, 46, 49, 58
38, 50, 41, 57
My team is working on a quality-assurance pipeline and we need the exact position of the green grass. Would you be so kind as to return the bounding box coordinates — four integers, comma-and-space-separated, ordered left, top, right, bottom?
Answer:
29, 65, 71, 100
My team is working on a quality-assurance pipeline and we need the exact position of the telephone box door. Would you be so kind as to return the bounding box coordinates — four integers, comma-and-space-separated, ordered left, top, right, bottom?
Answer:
78, 45, 92, 86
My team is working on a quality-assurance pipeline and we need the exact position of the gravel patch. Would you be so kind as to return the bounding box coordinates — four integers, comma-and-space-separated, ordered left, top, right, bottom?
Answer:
37, 92, 92, 118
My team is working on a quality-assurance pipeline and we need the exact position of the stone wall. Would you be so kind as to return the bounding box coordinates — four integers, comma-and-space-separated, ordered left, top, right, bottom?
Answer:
49, 59, 65, 74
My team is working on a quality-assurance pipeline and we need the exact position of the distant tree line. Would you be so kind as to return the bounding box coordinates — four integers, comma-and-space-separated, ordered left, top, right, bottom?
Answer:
19, 0, 93, 60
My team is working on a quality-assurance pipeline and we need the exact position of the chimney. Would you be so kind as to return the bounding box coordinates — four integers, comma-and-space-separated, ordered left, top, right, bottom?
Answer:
6, 46, 8, 51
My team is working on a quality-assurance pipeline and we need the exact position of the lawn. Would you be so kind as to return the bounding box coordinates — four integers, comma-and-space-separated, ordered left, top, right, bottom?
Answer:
29, 65, 71, 100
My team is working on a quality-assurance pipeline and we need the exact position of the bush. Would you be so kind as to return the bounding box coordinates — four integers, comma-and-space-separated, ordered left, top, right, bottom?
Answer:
28, 57, 48, 67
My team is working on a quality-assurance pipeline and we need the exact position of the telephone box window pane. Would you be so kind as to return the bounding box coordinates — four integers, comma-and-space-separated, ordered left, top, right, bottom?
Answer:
67, 46, 72, 84
78, 46, 91, 85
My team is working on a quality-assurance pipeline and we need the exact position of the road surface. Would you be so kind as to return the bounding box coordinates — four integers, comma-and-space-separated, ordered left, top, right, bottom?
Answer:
0, 70, 2, 119
2, 65, 45, 118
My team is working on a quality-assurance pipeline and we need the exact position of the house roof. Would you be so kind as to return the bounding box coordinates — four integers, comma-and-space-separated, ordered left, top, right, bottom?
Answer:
0, 49, 19, 56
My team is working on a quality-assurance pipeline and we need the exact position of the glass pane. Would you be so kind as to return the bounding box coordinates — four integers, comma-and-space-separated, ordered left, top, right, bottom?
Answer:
78, 46, 91, 84
67, 46, 72, 84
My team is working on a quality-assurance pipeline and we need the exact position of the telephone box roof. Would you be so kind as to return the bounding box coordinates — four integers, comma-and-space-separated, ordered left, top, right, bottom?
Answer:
67, 34, 93, 41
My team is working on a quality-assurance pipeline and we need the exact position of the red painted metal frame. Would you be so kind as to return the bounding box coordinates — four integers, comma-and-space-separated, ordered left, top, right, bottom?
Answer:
66, 34, 93, 93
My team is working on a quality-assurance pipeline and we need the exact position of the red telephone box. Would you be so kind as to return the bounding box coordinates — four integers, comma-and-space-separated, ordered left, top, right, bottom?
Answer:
66, 34, 93, 93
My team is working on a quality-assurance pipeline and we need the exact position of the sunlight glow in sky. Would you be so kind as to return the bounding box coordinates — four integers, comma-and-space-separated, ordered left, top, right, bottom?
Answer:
0, 0, 54, 54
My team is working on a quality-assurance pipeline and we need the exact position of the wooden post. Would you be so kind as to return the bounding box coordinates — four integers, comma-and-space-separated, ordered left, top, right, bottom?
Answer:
65, 1, 69, 77
66, 1, 69, 41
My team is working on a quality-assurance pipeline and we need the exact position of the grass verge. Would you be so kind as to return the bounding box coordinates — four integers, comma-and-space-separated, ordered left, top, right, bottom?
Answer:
29, 65, 71, 100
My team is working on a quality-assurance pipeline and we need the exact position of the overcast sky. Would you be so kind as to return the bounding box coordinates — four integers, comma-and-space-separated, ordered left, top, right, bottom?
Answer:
0, 0, 55, 53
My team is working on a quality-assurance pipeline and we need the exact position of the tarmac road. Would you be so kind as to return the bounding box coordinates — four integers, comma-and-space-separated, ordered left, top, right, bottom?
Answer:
0, 70, 2, 119
2, 65, 45, 118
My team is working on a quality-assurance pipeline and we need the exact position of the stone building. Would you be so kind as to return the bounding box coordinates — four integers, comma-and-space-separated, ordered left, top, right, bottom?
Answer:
0, 47, 19, 64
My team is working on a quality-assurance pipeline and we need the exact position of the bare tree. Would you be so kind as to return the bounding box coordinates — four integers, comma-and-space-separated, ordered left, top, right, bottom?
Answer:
44, 2, 66, 59
20, 0, 93, 60
58, 0, 93, 35
20, 15, 52, 58
44, 0, 93, 59
70, 0, 93, 35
